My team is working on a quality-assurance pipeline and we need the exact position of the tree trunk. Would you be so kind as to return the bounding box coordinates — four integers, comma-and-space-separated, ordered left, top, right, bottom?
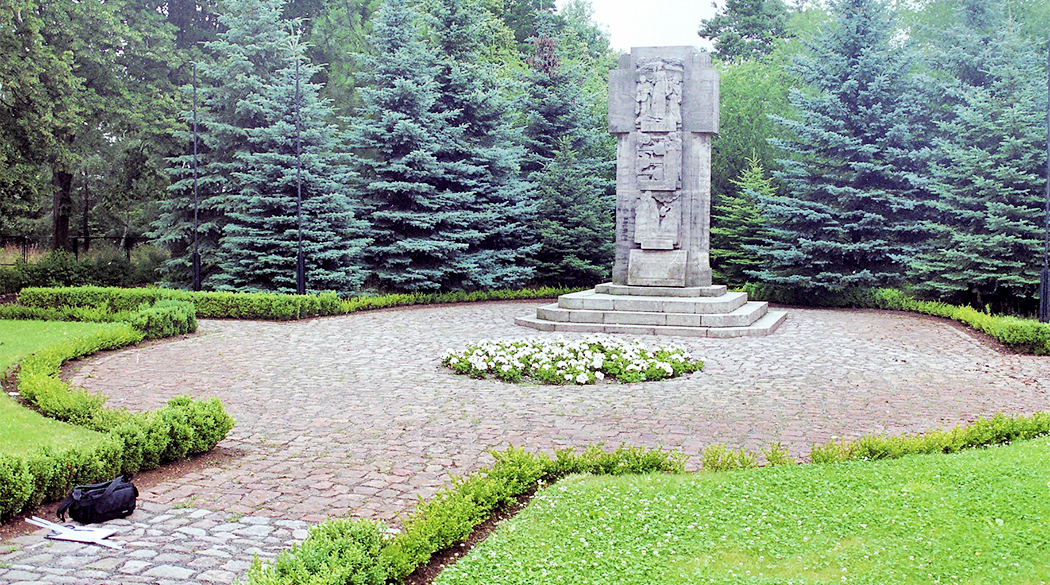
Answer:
51, 169, 74, 251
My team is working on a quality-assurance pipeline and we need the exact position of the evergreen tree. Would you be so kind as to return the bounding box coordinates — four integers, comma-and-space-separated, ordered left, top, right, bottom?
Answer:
699, 0, 791, 64
531, 138, 613, 285
712, 155, 774, 286
908, 0, 1049, 312
158, 0, 366, 292
215, 45, 369, 294
521, 24, 613, 285
756, 0, 932, 292
348, 0, 472, 292
425, 0, 537, 289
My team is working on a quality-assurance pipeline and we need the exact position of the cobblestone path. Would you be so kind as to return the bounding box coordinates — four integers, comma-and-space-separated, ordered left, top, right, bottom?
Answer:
3, 301, 1048, 583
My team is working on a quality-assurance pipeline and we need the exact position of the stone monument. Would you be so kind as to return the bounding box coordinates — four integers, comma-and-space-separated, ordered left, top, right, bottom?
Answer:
517, 46, 786, 337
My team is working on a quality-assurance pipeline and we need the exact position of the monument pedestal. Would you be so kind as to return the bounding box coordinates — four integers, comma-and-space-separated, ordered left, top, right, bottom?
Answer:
516, 283, 786, 338
517, 46, 786, 338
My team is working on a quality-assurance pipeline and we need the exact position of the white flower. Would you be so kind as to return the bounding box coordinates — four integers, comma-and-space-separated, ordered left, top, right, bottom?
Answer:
575, 373, 589, 384
595, 371, 605, 381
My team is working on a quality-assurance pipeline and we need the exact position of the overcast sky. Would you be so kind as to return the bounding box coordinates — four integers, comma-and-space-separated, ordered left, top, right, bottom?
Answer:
558, 0, 719, 52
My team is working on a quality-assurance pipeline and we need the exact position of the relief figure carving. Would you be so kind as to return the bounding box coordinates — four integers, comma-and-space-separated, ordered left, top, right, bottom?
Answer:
635, 58, 683, 132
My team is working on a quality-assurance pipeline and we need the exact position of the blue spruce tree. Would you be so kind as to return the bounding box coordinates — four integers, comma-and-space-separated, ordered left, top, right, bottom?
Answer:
215, 42, 369, 294
755, 0, 932, 293
908, 0, 1050, 312
425, 0, 537, 290
348, 0, 477, 292
158, 0, 367, 292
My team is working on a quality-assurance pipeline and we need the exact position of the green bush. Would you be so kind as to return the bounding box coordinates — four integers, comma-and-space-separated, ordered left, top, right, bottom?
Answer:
741, 284, 1050, 355
126, 300, 197, 339
808, 412, 1050, 464
0, 454, 33, 519
247, 519, 390, 585
0, 323, 235, 520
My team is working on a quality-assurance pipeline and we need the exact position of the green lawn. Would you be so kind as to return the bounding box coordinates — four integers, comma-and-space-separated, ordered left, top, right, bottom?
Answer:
0, 320, 107, 455
437, 439, 1050, 585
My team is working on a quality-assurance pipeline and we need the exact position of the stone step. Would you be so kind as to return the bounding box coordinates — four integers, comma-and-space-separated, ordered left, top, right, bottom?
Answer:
557, 289, 748, 314
537, 300, 769, 328
514, 309, 787, 338
594, 282, 728, 298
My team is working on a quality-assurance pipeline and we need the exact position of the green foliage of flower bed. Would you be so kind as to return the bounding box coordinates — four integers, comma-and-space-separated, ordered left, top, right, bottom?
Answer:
0, 318, 234, 521
442, 336, 703, 385
246, 445, 686, 585
437, 438, 1050, 585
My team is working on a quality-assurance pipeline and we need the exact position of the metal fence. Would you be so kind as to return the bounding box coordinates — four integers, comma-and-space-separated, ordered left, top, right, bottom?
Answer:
0, 235, 144, 265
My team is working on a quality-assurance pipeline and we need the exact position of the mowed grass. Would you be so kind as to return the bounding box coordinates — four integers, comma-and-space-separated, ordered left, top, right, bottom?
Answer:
0, 320, 108, 455
436, 439, 1050, 585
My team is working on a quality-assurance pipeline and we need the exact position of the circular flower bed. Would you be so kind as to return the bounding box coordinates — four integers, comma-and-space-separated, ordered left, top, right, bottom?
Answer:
441, 335, 703, 385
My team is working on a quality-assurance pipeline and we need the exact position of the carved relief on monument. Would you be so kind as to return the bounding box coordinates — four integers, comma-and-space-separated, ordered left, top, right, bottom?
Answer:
635, 58, 684, 132
636, 132, 682, 192
634, 191, 681, 250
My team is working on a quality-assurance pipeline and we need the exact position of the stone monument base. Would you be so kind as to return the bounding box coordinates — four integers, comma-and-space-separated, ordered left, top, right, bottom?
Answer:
515, 283, 786, 338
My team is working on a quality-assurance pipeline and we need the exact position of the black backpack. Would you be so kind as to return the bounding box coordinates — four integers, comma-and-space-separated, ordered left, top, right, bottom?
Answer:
57, 475, 138, 524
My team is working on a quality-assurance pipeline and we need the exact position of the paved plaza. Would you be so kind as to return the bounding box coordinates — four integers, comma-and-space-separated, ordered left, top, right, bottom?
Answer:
3, 301, 1049, 584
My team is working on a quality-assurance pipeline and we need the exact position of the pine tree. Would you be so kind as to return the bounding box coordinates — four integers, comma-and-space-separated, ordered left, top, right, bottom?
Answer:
756, 0, 932, 292
425, 0, 537, 290
908, 0, 1049, 312
521, 25, 613, 285
712, 155, 773, 286
157, 0, 367, 292
215, 45, 369, 294
348, 0, 469, 292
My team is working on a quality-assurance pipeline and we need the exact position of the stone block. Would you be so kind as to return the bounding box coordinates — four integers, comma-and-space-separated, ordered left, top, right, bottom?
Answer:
627, 249, 686, 286
567, 310, 606, 324
536, 305, 570, 322
700, 302, 767, 327
653, 325, 710, 337
665, 312, 704, 327
604, 311, 666, 326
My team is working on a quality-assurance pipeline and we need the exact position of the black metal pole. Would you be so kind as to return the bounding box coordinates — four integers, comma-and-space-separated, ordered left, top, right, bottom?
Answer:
192, 63, 202, 292
1040, 39, 1050, 323
295, 52, 306, 295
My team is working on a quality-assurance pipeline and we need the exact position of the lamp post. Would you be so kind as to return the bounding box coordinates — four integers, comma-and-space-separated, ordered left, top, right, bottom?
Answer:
1039, 39, 1050, 323
294, 48, 306, 295
192, 63, 202, 292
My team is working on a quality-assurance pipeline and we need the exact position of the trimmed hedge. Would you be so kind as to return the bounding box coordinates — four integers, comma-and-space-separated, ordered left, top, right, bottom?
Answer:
0, 298, 197, 340
808, 411, 1050, 464
866, 288, 1050, 355
15, 285, 581, 322
742, 284, 1050, 355
0, 321, 234, 521
249, 413, 1050, 584
247, 444, 685, 585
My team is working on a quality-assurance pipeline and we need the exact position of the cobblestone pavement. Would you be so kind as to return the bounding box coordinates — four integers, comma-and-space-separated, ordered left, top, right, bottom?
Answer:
3, 301, 1049, 583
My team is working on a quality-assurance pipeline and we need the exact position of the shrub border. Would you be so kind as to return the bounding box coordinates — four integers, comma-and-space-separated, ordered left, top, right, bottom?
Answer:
246, 411, 1050, 584
742, 284, 1050, 355
0, 321, 234, 521
14, 286, 583, 322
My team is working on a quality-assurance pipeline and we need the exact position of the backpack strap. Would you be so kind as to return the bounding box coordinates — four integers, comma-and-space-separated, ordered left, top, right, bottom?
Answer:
56, 493, 75, 522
